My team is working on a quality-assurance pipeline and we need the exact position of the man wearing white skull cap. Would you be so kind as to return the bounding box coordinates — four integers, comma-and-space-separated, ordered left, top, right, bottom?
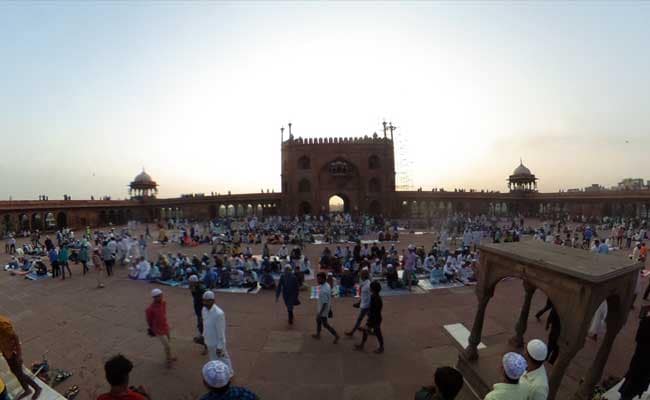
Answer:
199, 360, 258, 400
484, 352, 528, 399
522, 339, 549, 400
201, 291, 233, 372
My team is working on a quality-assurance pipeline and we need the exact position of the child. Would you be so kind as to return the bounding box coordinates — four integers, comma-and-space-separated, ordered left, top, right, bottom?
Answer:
354, 280, 384, 354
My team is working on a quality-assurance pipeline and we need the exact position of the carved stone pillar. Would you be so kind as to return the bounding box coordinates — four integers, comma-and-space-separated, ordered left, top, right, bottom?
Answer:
548, 339, 583, 400
509, 281, 537, 348
463, 288, 494, 361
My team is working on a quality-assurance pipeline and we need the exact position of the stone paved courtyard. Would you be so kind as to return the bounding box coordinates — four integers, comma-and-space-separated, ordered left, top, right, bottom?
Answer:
1, 230, 647, 400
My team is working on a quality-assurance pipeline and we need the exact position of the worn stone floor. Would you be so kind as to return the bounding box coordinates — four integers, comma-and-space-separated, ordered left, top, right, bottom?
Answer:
0, 230, 647, 400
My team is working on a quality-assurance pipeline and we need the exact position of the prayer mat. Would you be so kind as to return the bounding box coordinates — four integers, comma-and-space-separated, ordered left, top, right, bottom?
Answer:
25, 272, 50, 281
153, 279, 184, 287
417, 280, 464, 291
380, 285, 427, 296
272, 271, 315, 281
213, 286, 261, 294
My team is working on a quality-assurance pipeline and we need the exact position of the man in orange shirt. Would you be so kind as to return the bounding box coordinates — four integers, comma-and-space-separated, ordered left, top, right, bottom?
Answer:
0, 314, 41, 399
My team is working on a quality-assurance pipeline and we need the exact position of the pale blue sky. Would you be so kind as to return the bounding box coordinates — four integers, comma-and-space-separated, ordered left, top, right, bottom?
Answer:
1, 1, 648, 199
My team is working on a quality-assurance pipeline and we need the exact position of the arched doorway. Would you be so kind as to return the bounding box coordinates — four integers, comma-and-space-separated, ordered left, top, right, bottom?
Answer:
19, 214, 29, 231
56, 212, 67, 229
31, 213, 43, 230
45, 212, 56, 229
328, 194, 349, 213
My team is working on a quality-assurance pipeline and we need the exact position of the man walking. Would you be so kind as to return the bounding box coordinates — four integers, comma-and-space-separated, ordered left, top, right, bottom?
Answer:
189, 275, 206, 338
58, 244, 71, 280
145, 288, 176, 368
202, 291, 232, 372
275, 265, 300, 324
353, 280, 384, 354
345, 268, 370, 336
102, 241, 116, 277
311, 272, 340, 344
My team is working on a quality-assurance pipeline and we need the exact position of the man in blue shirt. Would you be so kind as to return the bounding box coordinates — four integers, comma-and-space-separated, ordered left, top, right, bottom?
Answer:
48, 247, 60, 278
200, 360, 258, 400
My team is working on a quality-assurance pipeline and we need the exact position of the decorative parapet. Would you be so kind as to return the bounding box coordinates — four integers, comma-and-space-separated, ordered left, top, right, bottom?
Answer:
282, 134, 392, 146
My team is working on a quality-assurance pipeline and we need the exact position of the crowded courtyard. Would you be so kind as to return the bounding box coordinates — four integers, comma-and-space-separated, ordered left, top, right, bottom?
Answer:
1, 217, 647, 400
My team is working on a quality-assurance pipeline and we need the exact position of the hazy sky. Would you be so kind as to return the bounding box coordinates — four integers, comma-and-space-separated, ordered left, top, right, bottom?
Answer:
1, 1, 649, 200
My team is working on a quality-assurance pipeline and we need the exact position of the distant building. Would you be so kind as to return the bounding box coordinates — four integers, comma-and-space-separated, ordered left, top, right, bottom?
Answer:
129, 169, 158, 199
584, 184, 606, 192
507, 160, 537, 193
617, 178, 646, 191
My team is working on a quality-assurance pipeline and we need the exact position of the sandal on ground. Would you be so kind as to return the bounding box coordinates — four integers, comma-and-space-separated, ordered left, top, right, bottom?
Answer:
65, 385, 80, 399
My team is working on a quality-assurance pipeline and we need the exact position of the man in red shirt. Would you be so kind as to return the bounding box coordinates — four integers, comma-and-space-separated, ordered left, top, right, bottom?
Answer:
97, 354, 150, 400
145, 288, 176, 367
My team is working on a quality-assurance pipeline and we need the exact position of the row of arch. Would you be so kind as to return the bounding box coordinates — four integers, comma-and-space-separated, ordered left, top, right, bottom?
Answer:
99, 209, 134, 225
297, 154, 382, 170
399, 200, 511, 218
540, 201, 650, 218
0, 211, 67, 232
207, 203, 279, 218
297, 177, 382, 193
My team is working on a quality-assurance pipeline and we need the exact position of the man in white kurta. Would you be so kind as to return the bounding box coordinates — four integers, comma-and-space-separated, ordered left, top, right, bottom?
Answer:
522, 339, 549, 400
201, 291, 233, 372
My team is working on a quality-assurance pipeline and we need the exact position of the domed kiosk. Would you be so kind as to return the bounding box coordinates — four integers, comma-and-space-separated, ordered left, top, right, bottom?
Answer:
508, 160, 537, 193
129, 169, 158, 199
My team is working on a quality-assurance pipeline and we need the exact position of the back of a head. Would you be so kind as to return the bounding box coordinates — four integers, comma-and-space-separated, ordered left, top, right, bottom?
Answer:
434, 366, 463, 399
105, 354, 133, 387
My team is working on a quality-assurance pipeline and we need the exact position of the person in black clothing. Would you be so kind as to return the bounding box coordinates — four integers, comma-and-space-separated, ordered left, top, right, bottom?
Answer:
546, 306, 561, 365
276, 265, 300, 324
188, 275, 208, 353
354, 280, 384, 354
619, 306, 650, 400
44, 236, 54, 252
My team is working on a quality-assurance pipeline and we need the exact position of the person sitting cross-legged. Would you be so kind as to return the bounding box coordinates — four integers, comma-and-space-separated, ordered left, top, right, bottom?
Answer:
429, 265, 447, 285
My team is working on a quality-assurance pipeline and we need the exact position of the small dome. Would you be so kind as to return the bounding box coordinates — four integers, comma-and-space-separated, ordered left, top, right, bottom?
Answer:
513, 162, 532, 176
134, 170, 153, 183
